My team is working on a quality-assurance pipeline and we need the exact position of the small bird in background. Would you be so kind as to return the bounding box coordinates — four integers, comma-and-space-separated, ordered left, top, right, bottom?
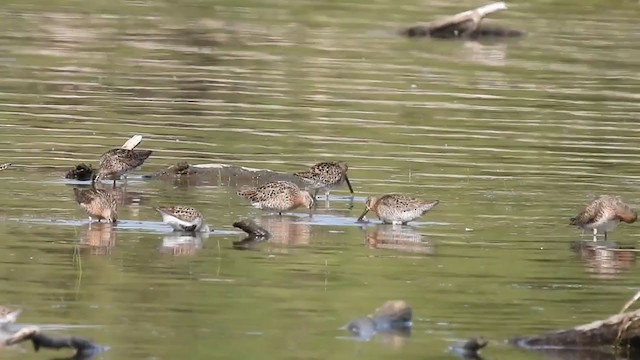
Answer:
294, 161, 354, 201
237, 181, 314, 215
357, 194, 439, 225
155, 206, 211, 233
94, 135, 153, 187
73, 186, 118, 224
570, 195, 637, 241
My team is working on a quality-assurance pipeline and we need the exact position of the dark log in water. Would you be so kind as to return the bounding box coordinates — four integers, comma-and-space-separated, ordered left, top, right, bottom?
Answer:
508, 308, 640, 350
400, 2, 524, 39
144, 162, 308, 188
31, 333, 109, 359
233, 219, 271, 238
232, 219, 271, 249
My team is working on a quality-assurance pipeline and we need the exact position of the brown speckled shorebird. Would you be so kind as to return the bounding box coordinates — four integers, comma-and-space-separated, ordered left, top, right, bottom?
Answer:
237, 181, 314, 215
570, 195, 637, 241
294, 161, 354, 200
155, 206, 211, 233
94, 135, 152, 186
357, 194, 439, 225
0, 306, 21, 326
73, 187, 118, 223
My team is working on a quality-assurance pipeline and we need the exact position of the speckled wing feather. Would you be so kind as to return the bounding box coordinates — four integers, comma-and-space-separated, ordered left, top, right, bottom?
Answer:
74, 187, 105, 205
100, 149, 152, 169
378, 194, 437, 213
157, 206, 202, 222
237, 181, 300, 210
294, 162, 343, 187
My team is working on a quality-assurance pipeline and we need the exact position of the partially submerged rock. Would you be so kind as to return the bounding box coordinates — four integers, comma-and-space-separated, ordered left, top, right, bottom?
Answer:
449, 337, 489, 359
65, 163, 94, 181
343, 300, 412, 340
400, 2, 524, 39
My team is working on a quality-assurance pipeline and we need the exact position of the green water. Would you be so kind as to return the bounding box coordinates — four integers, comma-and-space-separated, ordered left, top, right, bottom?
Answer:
0, 0, 639, 358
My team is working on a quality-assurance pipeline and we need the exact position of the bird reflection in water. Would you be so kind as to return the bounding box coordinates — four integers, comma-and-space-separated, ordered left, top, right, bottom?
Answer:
79, 222, 116, 256
570, 241, 636, 279
364, 225, 435, 255
256, 215, 312, 246
160, 232, 209, 256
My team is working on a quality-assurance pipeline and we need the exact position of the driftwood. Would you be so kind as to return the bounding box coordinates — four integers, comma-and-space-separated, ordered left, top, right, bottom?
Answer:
144, 162, 309, 188
2, 325, 107, 359
232, 219, 271, 249
509, 307, 640, 350
400, 2, 523, 39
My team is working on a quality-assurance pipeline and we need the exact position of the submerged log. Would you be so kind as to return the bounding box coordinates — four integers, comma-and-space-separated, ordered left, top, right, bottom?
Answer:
508, 308, 640, 349
400, 2, 524, 39
143, 162, 308, 188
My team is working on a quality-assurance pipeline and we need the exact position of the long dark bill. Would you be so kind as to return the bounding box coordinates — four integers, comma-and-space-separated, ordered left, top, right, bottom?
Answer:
345, 175, 354, 194
356, 207, 369, 222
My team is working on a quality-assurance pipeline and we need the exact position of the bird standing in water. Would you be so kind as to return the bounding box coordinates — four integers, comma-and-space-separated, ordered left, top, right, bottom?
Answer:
570, 195, 637, 241
73, 186, 118, 224
357, 194, 439, 225
94, 135, 152, 187
294, 161, 354, 202
155, 206, 211, 233
237, 181, 314, 215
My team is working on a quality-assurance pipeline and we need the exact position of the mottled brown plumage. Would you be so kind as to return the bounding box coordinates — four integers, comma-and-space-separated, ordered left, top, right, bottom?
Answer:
294, 161, 354, 199
73, 187, 118, 223
357, 194, 439, 225
570, 195, 637, 241
95, 148, 152, 184
155, 206, 210, 232
237, 181, 314, 214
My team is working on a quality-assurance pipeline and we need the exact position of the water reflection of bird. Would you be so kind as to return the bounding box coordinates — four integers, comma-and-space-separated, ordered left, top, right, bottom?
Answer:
254, 215, 312, 246
365, 225, 434, 255
79, 222, 117, 256
155, 206, 211, 233
570, 195, 637, 241
237, 181, 314, 215
357, 194, 439, 225
160, 233, 207, 256
73, 186, 118, 224
571, 241, 637, 279
94, 135, 153, 186
294, 161, 354, 200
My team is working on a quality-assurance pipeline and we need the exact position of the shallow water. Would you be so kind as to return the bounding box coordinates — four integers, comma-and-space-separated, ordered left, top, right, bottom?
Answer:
0, 0, 639, 358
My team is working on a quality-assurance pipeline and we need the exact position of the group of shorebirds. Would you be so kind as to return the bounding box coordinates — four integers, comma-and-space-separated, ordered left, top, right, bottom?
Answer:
74, 135, 637, 241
